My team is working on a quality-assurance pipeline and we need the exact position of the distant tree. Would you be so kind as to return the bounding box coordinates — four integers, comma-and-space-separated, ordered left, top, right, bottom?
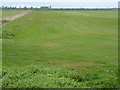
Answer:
2, 6, 4, 9
5, 6, 7, 9
30, 6, 33, 10
8, 6, 12, 9
49, 6, 51, 9
9, 6, 12, 9
12, 6, 16, 9
24, 6, 27, 10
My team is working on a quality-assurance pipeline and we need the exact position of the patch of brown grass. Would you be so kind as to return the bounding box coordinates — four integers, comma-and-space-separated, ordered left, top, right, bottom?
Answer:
38, 59, 95, 68
43, 42, 63, 48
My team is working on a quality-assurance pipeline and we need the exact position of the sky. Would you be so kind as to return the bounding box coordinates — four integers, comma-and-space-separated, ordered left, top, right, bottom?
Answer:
1, 0, 119, 8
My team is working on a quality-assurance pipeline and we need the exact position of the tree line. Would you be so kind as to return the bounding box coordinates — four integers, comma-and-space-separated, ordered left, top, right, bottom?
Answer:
1, 6, 117, 10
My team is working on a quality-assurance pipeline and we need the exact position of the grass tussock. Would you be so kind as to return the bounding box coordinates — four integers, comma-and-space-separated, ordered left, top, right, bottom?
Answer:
2, 29, 15, 39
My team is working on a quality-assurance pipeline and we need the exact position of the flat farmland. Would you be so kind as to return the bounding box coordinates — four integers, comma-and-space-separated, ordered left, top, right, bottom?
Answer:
2, 10, 118, 88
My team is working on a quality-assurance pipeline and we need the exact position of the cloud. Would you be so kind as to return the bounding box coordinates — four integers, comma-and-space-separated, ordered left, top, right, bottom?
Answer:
2, 0, 119, 2
2, 0, 118, 8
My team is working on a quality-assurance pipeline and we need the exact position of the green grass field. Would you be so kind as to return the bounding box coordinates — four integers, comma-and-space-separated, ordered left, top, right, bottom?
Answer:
2, 10, 118, 88
0, 10, 26, 25
2, 10, 24, 17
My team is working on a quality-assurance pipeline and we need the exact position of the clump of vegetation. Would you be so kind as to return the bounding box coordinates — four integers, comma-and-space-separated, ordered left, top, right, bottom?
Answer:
2, 64, 118, 88
2, 20, 10, 24
1, 20, 16, 39
2, 29, 15, 39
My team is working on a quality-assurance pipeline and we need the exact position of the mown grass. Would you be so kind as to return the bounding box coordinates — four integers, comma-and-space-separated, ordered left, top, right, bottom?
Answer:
2, 10, 24, 17
2, 10, 118, 88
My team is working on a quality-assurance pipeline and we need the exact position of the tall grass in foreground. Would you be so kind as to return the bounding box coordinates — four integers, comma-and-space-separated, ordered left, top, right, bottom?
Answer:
2, 64, 118, 88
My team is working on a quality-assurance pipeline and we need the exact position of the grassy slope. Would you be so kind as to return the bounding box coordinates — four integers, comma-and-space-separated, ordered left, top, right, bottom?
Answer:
2, 10, 118, 88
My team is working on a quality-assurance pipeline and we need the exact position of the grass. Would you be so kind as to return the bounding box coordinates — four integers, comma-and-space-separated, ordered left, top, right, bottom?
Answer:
2, 10, 118, 88
0, 10, 26, 27
1, 10, 24, 17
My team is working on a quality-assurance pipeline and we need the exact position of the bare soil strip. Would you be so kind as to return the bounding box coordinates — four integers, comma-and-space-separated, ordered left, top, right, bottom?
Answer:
2, 10, 32, 21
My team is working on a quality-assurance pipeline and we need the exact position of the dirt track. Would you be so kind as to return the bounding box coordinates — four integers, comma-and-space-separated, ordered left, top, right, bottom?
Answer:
2, 10, 32, 21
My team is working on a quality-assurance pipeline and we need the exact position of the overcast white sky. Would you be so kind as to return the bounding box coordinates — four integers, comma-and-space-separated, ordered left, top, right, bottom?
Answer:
2, 0, 119, 2
1, 0, 119, 8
